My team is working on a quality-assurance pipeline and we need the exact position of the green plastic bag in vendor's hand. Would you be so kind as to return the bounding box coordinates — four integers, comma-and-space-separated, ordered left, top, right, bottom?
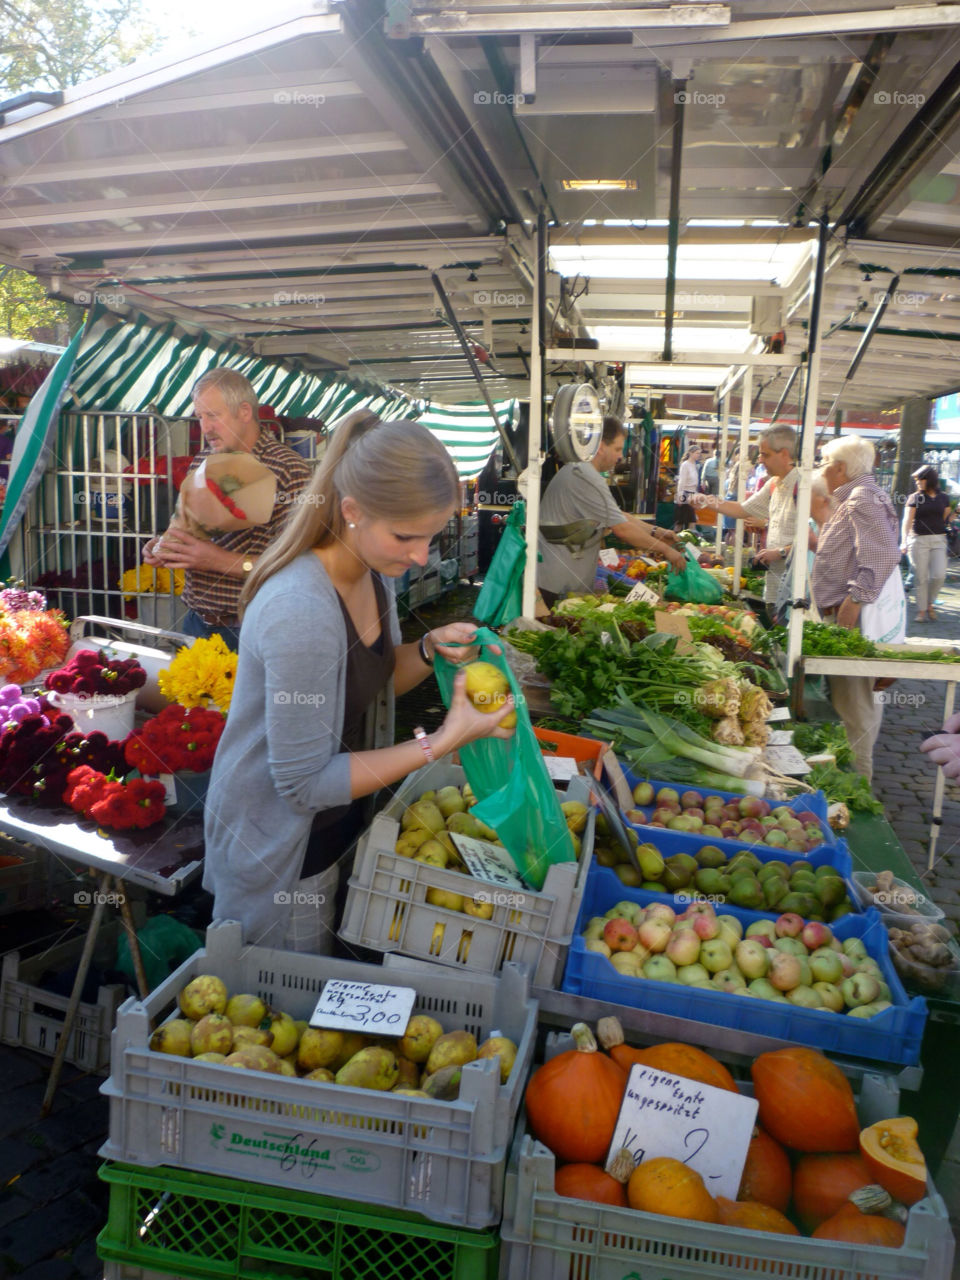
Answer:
473, 501, 526, 628
664, 545, 725, 604
433, 625, 575, 890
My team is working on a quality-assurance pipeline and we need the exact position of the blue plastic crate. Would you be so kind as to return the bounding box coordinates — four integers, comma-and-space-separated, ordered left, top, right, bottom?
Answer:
563, 879, 927, 1067
624, 771, 842, 864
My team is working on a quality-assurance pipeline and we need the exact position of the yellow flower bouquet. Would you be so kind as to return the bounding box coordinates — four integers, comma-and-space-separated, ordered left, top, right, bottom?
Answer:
158, 634, 236, 713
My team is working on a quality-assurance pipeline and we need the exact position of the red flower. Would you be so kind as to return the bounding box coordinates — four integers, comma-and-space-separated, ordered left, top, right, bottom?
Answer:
124, 704, 224, 775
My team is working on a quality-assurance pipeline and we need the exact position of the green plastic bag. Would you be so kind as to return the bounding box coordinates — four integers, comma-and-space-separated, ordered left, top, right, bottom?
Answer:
433, 626, 575, 889
664, 546, 725, 604
116, 914, 204, 992
474, 500, 526, 627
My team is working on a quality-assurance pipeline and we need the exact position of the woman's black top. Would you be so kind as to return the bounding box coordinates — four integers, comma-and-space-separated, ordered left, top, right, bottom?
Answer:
300, 574, 396, 878
907, 489, 951, 536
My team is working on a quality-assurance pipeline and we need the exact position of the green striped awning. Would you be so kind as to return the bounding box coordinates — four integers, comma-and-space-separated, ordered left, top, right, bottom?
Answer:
67, 308, 515, 478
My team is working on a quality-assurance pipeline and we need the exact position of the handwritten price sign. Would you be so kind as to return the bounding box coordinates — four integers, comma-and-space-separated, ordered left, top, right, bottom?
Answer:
308, 980, 416, 1034
606, 1063, 757, 1198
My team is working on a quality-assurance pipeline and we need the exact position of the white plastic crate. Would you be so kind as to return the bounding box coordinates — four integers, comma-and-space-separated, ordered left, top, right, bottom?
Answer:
100, 921, 537, 1227
0, 924, 125, 1072
339, 762, 592, 985
499, 1073, 955, 1280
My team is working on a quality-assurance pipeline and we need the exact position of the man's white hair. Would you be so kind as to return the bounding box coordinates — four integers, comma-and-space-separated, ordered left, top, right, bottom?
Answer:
820, 435, 876, 480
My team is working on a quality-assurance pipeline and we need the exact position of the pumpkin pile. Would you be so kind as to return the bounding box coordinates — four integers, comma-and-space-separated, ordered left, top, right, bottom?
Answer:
523, 1027, 927, 1249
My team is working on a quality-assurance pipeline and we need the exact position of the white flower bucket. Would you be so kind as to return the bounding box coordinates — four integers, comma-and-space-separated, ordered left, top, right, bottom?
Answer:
46, 688, 138, 740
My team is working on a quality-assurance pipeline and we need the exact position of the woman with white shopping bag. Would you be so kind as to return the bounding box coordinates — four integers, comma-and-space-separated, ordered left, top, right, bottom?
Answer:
811, 436, 902, 782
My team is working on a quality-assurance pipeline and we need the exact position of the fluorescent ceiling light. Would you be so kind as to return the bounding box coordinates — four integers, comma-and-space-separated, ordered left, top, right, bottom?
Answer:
592, 325, 755, 354
625, 363, 729, 389
687, 219, 745, 227
550, 239, 809, 283
562, 179, 637, 191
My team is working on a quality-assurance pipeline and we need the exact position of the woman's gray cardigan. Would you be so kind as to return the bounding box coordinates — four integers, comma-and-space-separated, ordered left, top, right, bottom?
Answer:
202, 552, 401, 946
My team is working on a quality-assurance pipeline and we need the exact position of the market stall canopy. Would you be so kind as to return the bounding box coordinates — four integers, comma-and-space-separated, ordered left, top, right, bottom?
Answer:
4, 1, 960, 416
64, 307, 516, 478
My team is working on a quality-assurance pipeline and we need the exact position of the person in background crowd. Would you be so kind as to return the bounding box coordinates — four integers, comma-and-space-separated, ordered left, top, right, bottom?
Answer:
674, 444, 702, 530
538, 414, 683, 607
700, 447, 720, 496
694, 425, 799, 608
143, 368, 311, 647
901, 464, 950, 622
811, 435, 900, 782
203, 417, 514, 951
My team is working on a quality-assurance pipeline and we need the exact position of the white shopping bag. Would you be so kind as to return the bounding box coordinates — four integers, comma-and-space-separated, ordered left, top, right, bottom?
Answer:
860, 570, 907, 644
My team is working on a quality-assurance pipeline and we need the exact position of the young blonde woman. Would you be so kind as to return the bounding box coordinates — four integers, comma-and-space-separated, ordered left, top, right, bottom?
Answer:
203, 416, 513, 950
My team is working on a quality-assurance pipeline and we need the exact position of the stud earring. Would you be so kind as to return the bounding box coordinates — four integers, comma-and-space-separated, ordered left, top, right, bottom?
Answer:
347, 522, 356, 528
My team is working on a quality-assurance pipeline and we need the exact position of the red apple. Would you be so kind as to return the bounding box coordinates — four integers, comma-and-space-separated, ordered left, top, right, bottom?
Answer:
603, 918, 639, 952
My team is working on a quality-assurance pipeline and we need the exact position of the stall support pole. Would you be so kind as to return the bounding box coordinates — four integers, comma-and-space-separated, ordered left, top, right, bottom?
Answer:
41, 872, 110, 1116
714, 394, 730, 556
521, 213, 546, 619
787, 222, 829, 677
731, 369, 753, 597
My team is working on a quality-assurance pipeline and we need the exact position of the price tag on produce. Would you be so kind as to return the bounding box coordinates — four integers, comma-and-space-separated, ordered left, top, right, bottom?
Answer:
309, 980, 416, 1034
654, 611, 692, 640
606, 1064, 758, 1199
543, 755, 579, 782
598, 548, 620, 567
625, 581, 660, 604
764, 744, 811, 775
158, 773, 177, 806
449, 834, 527, 890
766, 706, 792, 722
767, 729, 794, 745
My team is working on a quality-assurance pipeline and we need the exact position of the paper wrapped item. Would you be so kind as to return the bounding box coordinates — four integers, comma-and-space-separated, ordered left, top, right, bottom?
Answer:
162, 451, 277, 539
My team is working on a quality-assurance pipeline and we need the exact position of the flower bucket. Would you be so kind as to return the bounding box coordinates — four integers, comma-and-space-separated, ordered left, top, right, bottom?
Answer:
46, 688, 137, 739
166, 768, 212, 818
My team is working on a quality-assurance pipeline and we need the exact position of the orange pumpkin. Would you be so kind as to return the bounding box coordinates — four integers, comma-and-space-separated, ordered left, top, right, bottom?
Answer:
612, 1041, 738, 1094
751, 1047, 859, 1153
859, 1116, 927, 1206
716, 1196, 799, 1234
627, 1157, 719, 1223
525, 1023, 627, 1163
555, 1163, 629, 1207
792, 1152, 873, 1231
812, 1202, 906, 1248
738, 1128, 792, 1213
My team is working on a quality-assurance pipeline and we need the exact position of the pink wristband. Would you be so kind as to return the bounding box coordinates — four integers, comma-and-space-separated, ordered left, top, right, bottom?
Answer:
413, 726, 434, 763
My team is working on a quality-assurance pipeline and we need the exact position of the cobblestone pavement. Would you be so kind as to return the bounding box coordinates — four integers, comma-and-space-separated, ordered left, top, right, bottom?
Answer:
870, 564, 960, 928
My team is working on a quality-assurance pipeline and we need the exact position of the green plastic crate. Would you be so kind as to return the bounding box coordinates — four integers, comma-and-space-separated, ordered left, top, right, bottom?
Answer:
97, 1162, 499, 1280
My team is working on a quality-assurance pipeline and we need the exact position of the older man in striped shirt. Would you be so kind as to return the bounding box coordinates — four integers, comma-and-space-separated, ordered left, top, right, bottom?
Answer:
811, 436, 900, 782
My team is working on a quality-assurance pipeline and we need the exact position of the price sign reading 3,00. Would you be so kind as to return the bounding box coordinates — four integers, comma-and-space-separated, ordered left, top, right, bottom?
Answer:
308, 980, 416, 1034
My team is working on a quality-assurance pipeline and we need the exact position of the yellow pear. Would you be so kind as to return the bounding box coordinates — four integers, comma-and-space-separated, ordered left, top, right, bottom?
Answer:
426, 886, 464, 911
178, 975, 228, 1021
224, 993, 267, 1027
462, 894, 494, 919
477, 1035, 518, 1083
399, 1015, 444, 1064
149, 1018, 194, 1057
296, 1027, 345, 1072
232, 1025, 274, 1050
425, 1029, 478, 1077
265, 1011, 299, 1058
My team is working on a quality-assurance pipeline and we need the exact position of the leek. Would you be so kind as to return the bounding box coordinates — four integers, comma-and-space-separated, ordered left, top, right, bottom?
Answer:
611, 688, 759, 778
624, 752, 764, 796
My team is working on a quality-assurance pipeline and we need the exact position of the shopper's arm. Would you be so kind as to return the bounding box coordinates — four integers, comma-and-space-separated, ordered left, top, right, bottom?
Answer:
610, 516, 685, 569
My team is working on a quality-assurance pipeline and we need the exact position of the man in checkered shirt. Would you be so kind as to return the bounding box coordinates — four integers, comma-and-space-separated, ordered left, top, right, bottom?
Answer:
143, 369, 311, 647
811, 435, 901, 783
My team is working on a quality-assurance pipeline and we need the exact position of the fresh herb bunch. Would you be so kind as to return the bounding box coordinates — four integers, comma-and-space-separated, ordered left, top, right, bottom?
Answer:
792, 721, 855, 768
806, 762, 883, 814
801, 624, 879, 658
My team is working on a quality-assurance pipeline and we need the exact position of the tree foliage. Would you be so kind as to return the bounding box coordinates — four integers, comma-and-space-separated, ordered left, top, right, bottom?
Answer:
0, 268, 69, 342
0, 0, 161, 95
